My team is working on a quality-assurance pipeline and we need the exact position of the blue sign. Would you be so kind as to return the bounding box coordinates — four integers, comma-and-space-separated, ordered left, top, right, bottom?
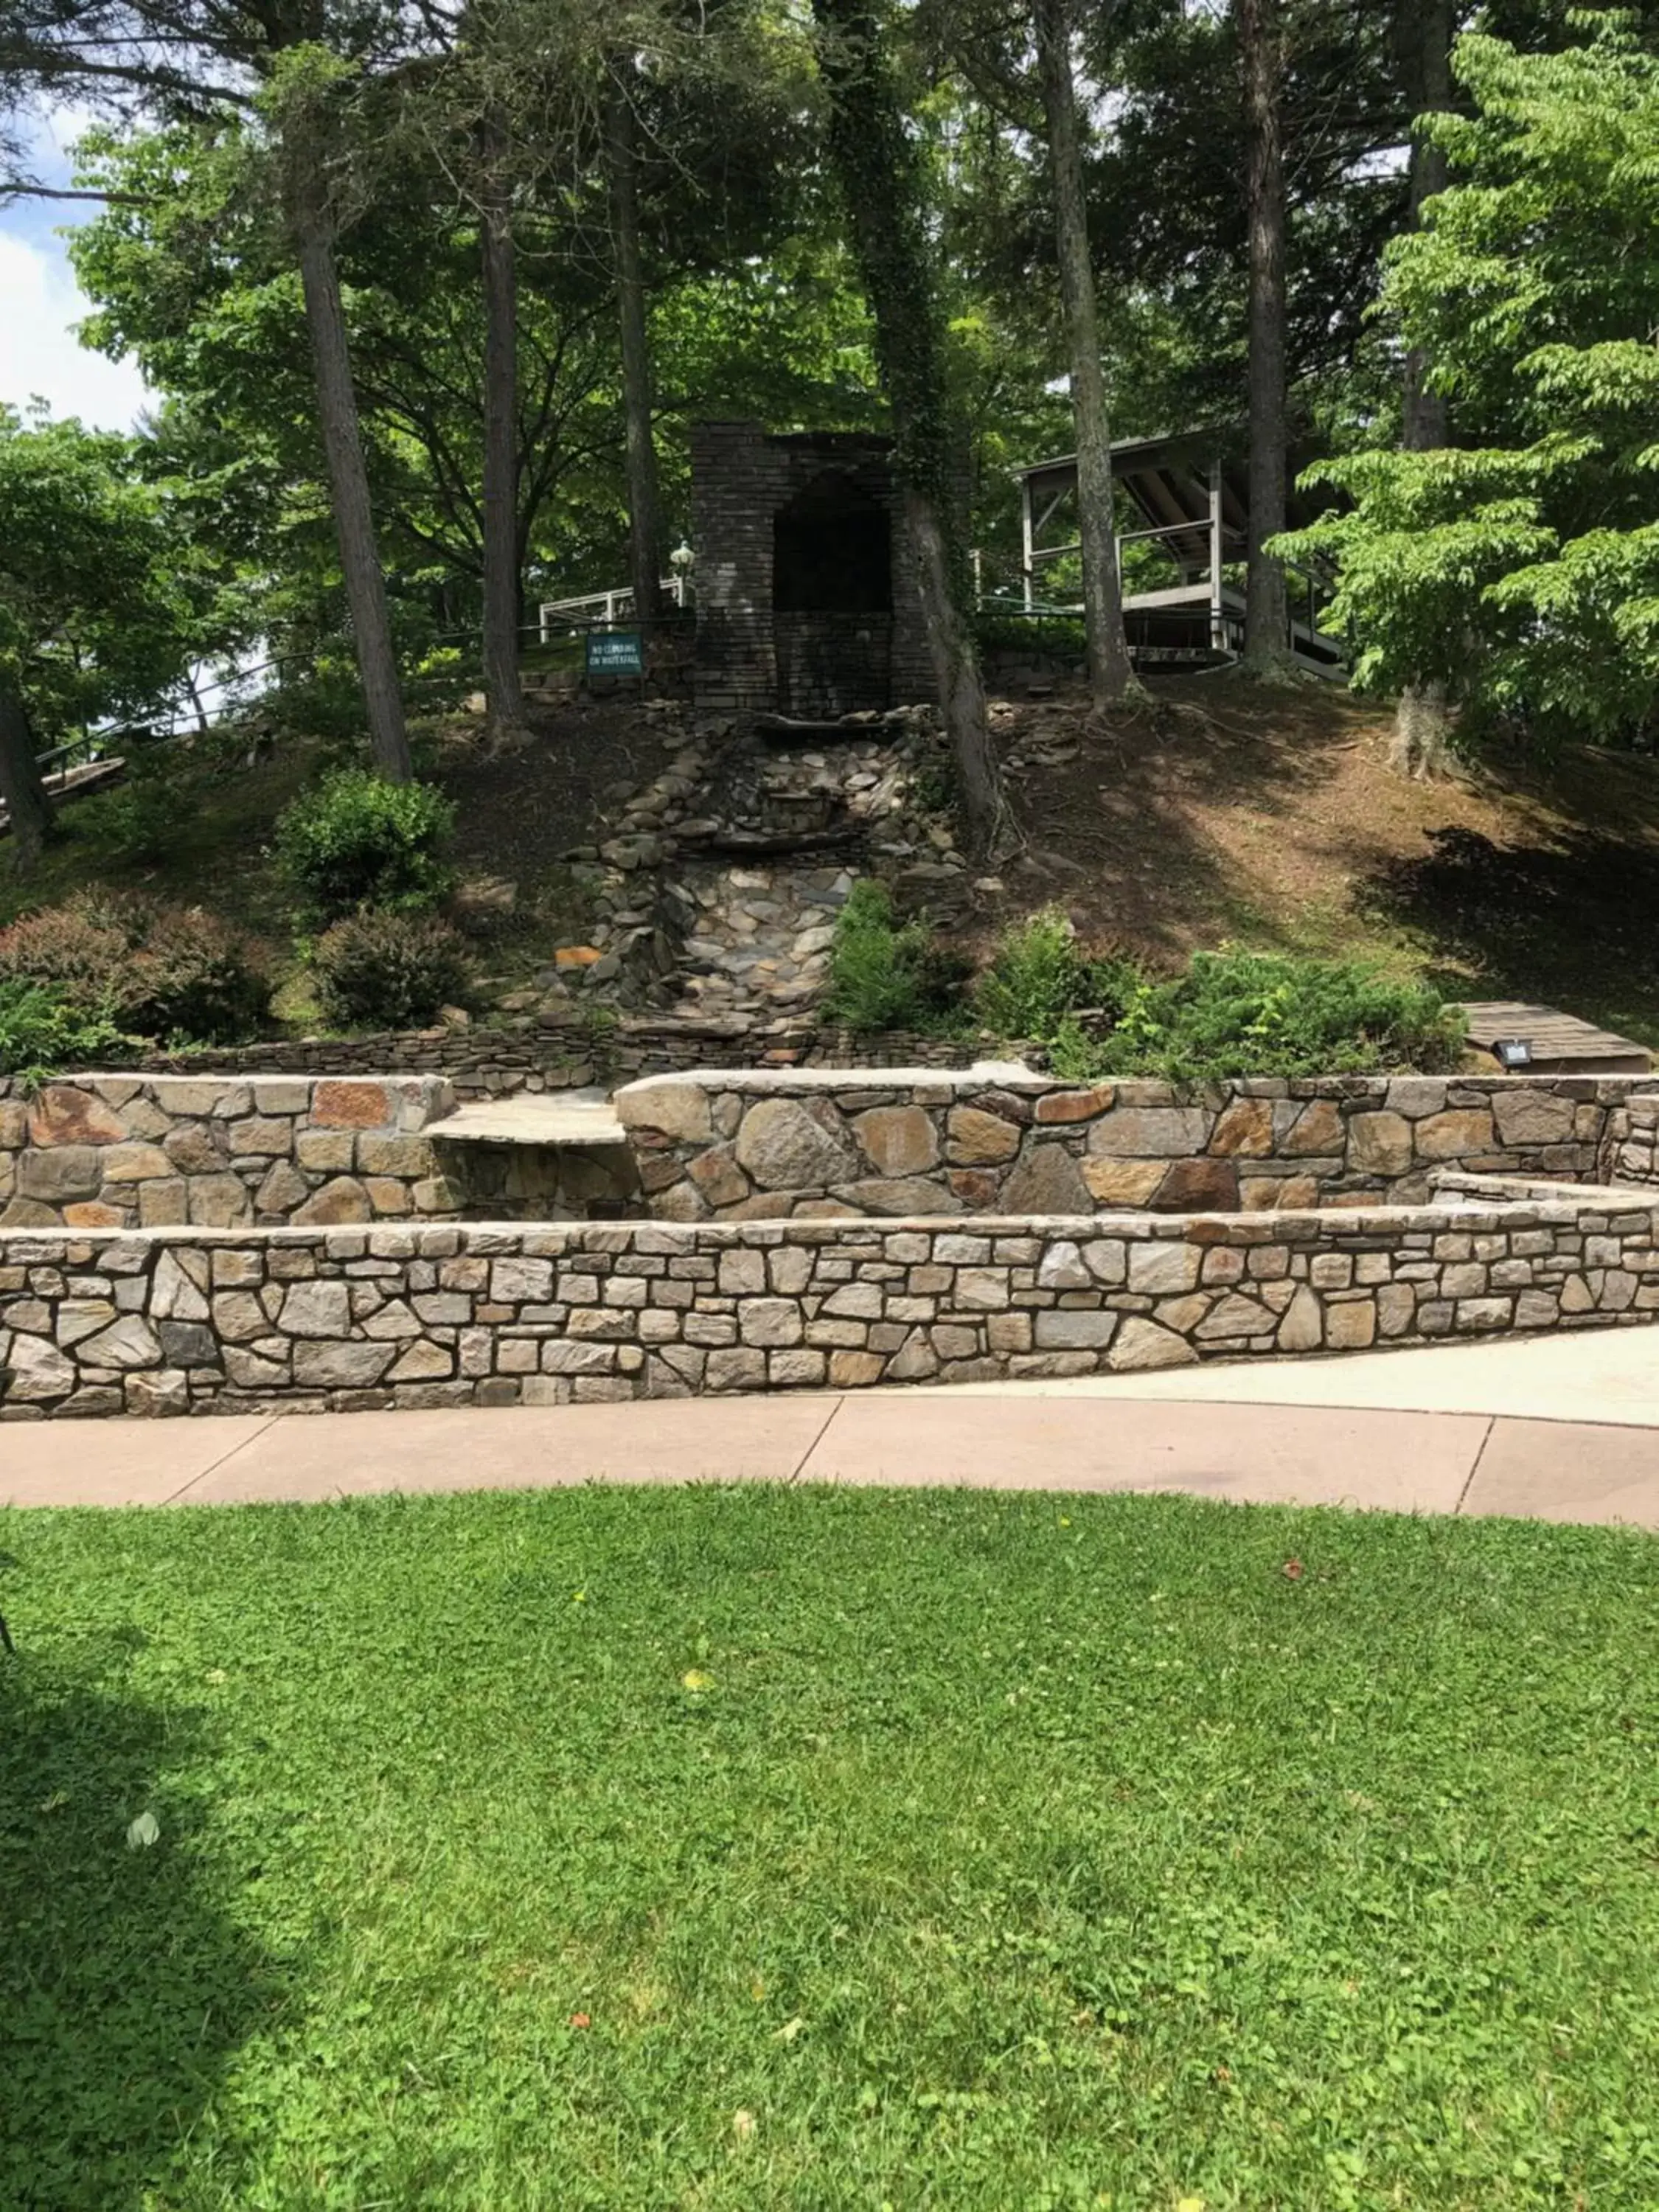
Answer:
585, 629, 645, 677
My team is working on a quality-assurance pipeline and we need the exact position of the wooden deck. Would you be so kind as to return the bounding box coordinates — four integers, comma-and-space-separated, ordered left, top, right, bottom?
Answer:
1461, 1001, 1652, 1076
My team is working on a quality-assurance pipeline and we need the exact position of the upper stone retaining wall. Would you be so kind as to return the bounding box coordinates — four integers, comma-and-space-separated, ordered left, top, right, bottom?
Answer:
616, 1067, 1655, 1220
66, 1018, 983, 1099
2, 1187, 1654, 1418
0, 1075, 457, 1232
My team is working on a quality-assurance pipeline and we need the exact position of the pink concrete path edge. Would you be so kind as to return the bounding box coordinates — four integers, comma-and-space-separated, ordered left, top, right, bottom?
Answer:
1, 1393, 1657, 1526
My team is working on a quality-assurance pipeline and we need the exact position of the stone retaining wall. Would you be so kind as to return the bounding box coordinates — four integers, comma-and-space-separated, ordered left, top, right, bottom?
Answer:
616, 1067, 1653, 1220
1608, 1095, 1659, 1188
3, 1190, 1654, 1418
74, 1018, 985, 1099
0, 1076, 456, 1231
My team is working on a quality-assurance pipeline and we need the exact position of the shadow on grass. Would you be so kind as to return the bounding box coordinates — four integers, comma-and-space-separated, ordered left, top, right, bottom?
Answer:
0, 1640, 274, 2211
1363, 822, 1659, 1044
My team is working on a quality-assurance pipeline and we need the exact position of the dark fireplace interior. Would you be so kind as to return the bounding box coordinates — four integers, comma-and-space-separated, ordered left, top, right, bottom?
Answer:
772, 473, 893, 613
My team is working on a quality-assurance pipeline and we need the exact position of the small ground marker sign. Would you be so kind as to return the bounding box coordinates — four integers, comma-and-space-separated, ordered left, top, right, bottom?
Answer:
585, 629, 644, 678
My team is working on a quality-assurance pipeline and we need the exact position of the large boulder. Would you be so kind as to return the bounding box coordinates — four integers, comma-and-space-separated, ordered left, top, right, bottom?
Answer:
734, 1097, 857, 1190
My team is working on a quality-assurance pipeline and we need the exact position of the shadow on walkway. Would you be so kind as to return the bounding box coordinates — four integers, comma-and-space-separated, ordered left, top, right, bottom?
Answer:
0, 1632, 274, 2210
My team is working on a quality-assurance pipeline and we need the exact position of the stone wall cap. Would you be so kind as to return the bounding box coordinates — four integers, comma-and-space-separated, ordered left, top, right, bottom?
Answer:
614, 1062, 1047, 1101
2, 1186, 1635, 1256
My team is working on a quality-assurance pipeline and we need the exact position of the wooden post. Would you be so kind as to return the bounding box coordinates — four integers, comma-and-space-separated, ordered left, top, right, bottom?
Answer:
1021, 474, 1035, 613
1208, 457, 1225, 653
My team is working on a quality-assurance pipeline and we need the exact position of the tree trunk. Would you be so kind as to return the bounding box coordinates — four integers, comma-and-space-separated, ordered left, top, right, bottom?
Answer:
604, 66, 664, 631
290, 181, 413, 782
810, 0, 1006, 856
1393, 0, 1454, 776
1400, 0, 1453, 454
1239, 0, 1293, 678
1032, 0, 1141, 713
480, 111, 529, 750
904, 487, 1001, 835
1390, 675, 1450, 779
0, 677, 56, 870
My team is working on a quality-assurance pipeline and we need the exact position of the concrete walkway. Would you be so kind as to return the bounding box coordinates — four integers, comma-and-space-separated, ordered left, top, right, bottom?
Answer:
3, 1326, 1658, 1524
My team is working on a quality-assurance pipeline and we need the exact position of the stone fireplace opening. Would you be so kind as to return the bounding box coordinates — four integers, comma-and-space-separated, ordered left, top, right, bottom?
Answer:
772, 470, 893, 614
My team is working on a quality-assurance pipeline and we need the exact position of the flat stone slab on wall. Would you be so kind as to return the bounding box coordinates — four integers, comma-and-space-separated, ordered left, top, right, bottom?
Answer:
616, 1065, 1657, 1219
3, 1189, 1654, 1418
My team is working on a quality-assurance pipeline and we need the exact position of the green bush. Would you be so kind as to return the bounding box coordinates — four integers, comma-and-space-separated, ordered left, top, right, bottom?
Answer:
0, 978, 126, 1080
824, 880, 967, 1034
311, 909, 469, 1030
274, 770, 456, 921
0, 891, 268, 1046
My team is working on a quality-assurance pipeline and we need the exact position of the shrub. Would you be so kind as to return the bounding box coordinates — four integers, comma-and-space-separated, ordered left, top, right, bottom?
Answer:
311, 910, 469, 1030
0, 890, 130, 1006
0, 978, 126, 1080
122, 905, 271, 1043
274, 770, 456, 920
0, 891, 268, 1046
973, 907, 1140, 1043
824, 880, 968, 1033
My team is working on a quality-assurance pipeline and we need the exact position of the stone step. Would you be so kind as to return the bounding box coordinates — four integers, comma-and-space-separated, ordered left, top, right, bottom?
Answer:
423, 1092, 626, 1149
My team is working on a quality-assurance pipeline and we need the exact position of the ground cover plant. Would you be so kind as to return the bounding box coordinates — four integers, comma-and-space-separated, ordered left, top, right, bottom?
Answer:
5, 1483, 1659, 2210
969, 911, 1466, 1080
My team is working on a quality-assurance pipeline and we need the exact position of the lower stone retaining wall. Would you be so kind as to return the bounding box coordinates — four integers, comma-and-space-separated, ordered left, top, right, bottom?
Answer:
4, 1189, 1654, 1417
618, 1067, 1652, 1219
0, 1076, 456, 1232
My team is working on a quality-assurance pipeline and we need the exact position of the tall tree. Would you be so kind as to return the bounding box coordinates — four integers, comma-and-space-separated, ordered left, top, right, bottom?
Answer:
1031, 0, 1141, 712
810, 0, 1005, 854
1389, 0, 1455, 776
1238, 0, 1292, 675
273, 54, 413, 780
478, 100, 529, 745
1, 0, 417, 777
603, 55, 667, 630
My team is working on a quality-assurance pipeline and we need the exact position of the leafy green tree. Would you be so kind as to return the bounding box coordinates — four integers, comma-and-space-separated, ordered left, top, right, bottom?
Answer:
810, 0, 1004, 854
1279, 16, 1659, 754
0, 406, 212, 868
0, 406, 201, 729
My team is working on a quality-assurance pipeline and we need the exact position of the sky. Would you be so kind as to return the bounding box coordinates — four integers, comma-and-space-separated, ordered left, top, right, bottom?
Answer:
1, 107, 153, 431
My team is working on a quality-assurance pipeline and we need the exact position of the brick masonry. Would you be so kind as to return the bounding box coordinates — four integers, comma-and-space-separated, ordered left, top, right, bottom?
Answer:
616, 1067, 1659, 1219
3, 1191, 1655, 1418
691, 421, 936, 714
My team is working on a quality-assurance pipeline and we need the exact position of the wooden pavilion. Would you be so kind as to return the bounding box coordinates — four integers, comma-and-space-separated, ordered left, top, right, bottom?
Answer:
1009, 428, 1345, 677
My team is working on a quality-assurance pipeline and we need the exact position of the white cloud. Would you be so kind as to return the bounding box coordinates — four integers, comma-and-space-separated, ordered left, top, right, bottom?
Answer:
0, 230, 151, 431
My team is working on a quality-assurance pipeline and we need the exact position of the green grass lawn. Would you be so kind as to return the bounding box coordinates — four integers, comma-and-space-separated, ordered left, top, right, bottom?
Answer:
5, 1485, 1659, 2211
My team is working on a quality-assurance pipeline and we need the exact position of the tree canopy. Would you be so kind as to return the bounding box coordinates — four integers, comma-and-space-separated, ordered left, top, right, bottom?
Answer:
0, 0, 1652, 815
1280, 14, 1659, 747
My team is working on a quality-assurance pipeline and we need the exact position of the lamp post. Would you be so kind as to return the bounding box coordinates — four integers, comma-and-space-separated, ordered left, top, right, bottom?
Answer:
668, 540, 695, 608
